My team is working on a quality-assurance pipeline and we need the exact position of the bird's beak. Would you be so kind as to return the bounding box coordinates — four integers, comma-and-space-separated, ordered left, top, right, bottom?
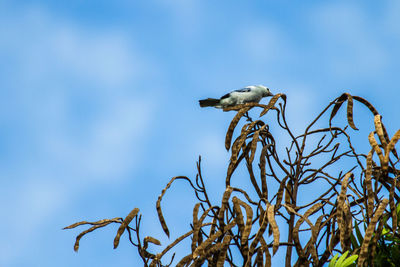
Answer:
268, 91, 274, 96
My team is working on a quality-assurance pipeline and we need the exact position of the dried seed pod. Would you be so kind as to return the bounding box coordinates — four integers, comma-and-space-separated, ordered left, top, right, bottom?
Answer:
260, 93, 286, 117
346, 94, 358, 130
365, 150, 374, 218
337, 173, 352, 251
383, 129, 400, 172
267, 205, 280, 255
358, 199, 389, 267
374, 115, 387, 147
216, 235, 232, 267
114, 208, 140, 249
368, 132, 385, 170
225, 106, 252, 150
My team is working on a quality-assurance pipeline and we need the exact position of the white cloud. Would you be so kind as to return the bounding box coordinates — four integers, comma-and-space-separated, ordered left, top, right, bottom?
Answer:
0, 5, 161, 265
1, 5, 159, 181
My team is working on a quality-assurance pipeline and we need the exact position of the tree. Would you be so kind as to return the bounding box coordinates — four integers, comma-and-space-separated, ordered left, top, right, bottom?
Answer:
65, 93, 400, 266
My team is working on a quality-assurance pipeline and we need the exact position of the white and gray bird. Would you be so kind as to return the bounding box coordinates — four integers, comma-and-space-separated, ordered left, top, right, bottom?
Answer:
199, 85, 273, 109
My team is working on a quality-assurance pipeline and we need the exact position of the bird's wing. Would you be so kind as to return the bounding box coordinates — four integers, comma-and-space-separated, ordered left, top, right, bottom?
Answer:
220, 87, 251, 99
233, 87, 252, 93
220, 93, 231, 99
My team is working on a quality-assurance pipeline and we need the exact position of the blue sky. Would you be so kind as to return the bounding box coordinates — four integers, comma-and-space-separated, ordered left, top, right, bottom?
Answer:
1, 1, 400, 266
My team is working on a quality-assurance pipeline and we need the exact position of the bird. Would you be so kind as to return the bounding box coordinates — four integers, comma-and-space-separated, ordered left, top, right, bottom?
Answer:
199, 85, 273, 109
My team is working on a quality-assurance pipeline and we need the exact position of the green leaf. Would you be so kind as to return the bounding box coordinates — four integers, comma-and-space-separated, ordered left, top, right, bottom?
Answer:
382, 227, 390, 236
350, 233, 359, 249
329, 253, 339, 267
355, 222, 364, 244
341, 255, 358, 267
336, 251, 349, 266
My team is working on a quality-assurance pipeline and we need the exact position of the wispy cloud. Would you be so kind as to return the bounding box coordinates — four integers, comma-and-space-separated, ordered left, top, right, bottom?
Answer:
0, 5, 160, 266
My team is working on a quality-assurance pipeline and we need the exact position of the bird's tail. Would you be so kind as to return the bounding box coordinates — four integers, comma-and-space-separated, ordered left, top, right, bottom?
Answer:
199, 98, 220, 107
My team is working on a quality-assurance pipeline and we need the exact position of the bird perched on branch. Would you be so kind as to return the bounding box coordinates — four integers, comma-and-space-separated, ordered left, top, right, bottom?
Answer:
199, 85, 273, 109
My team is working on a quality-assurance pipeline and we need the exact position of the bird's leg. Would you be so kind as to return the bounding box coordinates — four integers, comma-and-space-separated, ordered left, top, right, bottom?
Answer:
244, 112, 252, 122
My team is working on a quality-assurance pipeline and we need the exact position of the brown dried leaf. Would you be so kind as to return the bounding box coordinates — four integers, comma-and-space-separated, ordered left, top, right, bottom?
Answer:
114, 207, 139, 249
358, 198, 389, 267
225, 106, 252, 150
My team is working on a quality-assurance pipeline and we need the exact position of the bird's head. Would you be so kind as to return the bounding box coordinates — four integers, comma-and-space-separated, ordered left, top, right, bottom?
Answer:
256, 85, 274, 97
